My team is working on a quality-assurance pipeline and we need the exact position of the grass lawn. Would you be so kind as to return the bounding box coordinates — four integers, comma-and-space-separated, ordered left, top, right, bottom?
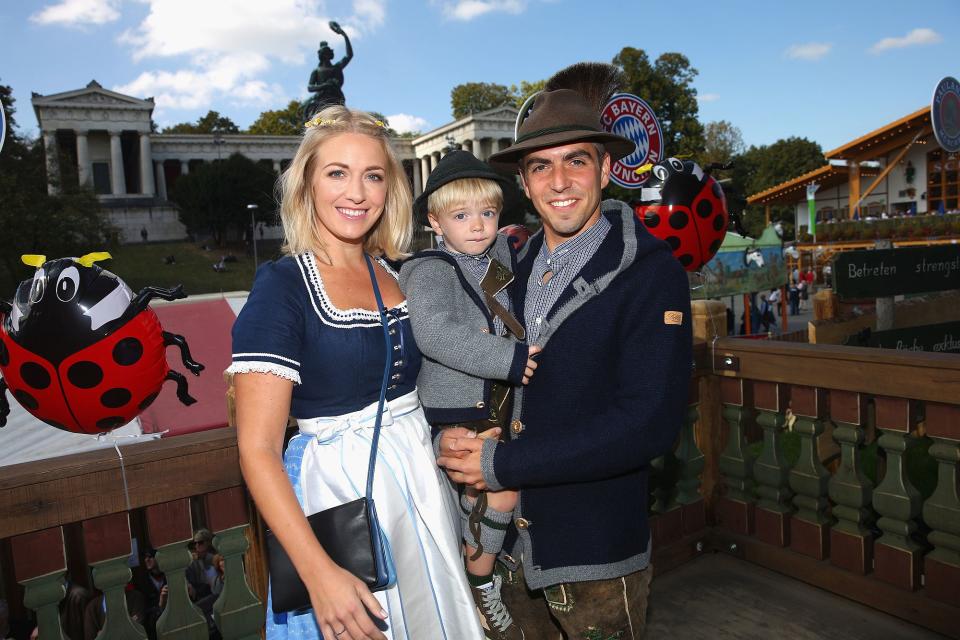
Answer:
102, 241, 284, 296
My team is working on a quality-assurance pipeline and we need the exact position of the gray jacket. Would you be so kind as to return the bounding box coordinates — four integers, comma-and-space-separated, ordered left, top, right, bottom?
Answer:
399, 234, 527, 425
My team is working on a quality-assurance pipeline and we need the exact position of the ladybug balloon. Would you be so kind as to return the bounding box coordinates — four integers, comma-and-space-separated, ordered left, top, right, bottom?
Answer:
498, 224, 532, 251
634, 158, 729, 271
0, 253, 203, 434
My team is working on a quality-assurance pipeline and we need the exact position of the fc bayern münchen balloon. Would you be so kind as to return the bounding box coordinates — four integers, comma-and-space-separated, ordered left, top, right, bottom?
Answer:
0, 253, 203, 434
634, 158, 729, 271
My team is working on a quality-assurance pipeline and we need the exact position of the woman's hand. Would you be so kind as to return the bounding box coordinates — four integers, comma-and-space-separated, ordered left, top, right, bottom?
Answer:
522, 345, 541, 385
308, 565, 388, 640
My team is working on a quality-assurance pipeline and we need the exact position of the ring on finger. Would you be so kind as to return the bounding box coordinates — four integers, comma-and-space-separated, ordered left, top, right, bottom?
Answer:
334, 629, 347, 637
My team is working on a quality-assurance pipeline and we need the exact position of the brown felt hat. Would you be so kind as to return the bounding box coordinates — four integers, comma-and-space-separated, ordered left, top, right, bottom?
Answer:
488, 89, 635, 168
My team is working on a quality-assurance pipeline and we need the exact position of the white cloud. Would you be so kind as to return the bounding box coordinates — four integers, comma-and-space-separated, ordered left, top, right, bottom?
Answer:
785, 42, 832, 61
870, 28, 942, 54
30, 0, 119, 26
699, 93, 719, 103
441, 0, 526, 21
386, 113, 430, 134
110, 0, 386, 119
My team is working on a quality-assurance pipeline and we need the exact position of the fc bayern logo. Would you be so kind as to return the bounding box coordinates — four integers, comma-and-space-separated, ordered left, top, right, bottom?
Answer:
932, 76, 960, 154
601, 93, 663, 189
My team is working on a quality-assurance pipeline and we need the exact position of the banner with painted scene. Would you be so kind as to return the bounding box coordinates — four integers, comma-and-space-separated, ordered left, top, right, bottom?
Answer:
690, 225, 788, 299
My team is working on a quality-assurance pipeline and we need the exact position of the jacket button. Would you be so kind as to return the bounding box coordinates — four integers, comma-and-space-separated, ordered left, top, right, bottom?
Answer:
476, 401, 485, 409
515, 517, 531, 530
511, 419, 524, 434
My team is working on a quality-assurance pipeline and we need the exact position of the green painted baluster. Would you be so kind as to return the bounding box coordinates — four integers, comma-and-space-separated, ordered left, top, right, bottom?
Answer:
789, 387, 834, 559
21, 571, 67, 640
719, 401, 755, 534
212, 526, 264, 640
90, 557, 146, 640
752, 382, 793, 546
676, 405, 705, 506
155, 542, 207, 640
650, 454, 679, 514
829, 419, 875, 540
873, 428, 923, 587
922, 403, 960, 604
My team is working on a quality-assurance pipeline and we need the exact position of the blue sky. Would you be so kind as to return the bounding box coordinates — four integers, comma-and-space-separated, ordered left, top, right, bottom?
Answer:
1, 0, 958, 153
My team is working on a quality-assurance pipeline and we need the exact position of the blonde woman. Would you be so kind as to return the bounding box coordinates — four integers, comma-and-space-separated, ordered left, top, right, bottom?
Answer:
229, 106, 484, 640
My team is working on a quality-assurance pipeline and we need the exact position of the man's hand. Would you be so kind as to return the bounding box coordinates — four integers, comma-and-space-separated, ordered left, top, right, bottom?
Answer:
522, 345, 541, 385
437, 437, 487, 490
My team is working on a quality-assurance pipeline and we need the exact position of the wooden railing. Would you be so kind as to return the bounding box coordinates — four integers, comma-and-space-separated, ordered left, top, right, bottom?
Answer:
648, 338, 960, 638
3, 337, 960, 638
0, 427, 265, 640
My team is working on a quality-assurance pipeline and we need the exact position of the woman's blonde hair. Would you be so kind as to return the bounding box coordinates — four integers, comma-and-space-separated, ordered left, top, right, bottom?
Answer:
278, 105, 412, 260
427, 178, 503, 219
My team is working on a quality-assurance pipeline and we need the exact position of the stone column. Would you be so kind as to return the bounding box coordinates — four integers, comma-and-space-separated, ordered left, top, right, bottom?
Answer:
110, 132, 126, 195
180, 160, 190, 175
155, 161, 168, 201
76, 130, 91, 187
273, 160, 281, 174
491, 138, 502, 156
472, 138, 483, 160
139, 133, 155, 196
420, 156, 430, 191
43, 132, 59, 194
412, 156, 422, 197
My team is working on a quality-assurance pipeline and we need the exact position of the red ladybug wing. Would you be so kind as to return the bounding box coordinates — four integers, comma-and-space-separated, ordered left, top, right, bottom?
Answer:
691, 181, 729, 267
636, 204, 700, 269
57, 309, 169, 434
0, 324, 80, 432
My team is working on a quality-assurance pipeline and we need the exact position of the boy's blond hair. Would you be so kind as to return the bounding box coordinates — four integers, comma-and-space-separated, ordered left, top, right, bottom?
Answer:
278, 105, 412, 260
427, 177, 503, 218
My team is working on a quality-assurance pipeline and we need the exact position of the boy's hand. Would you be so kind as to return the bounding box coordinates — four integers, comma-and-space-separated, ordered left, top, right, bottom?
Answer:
522, 345, 541, 385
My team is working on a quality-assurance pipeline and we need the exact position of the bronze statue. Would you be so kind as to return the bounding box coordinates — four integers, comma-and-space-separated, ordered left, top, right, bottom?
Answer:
301, 21, 353, 120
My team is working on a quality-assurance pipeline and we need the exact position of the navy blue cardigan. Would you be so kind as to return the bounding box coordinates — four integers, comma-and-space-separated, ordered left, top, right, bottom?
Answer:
480, 200, 693, 589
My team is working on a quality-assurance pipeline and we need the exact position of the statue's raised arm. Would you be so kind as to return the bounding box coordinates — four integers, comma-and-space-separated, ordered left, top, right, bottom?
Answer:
328, 21, 353, 70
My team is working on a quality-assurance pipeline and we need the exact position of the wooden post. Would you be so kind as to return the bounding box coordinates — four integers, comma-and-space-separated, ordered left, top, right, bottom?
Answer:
780, 286, 788, 333
849, 163, 860, 219
875, 239, 894, 331
743, 293, 752, 335
765, 204, 771, 225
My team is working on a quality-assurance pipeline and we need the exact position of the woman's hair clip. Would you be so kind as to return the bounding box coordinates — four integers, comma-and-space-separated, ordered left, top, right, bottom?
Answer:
304, 116, 331, 129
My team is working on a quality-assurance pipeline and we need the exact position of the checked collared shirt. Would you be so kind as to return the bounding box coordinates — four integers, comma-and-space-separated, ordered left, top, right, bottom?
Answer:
438, 238, 510, 336
524, 214, 611, 343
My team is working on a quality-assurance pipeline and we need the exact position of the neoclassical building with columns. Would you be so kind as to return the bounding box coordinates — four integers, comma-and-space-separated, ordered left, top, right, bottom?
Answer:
32, 81, 519, 242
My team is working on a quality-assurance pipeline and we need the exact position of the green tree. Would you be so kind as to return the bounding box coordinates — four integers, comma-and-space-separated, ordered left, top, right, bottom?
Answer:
451, 82, 514, 119
171, 152, 275, 245
0, 82, 114, 292
613, 48, 704, 159
730, 136, 824, 237
511, 79, 545, 109
248, 100, 302, 135
700, 120, 745, 167
163, 110, 240, 134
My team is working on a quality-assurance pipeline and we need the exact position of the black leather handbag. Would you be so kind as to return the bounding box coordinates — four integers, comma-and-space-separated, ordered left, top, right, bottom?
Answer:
265, 254, 398, 614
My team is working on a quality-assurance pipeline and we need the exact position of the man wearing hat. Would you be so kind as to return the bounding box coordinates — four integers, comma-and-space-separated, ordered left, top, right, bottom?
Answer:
400, 149, 540, 640
437, 63, 693, 638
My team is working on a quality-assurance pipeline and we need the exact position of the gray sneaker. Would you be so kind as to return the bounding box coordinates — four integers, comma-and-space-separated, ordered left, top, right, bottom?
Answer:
472, 574, 525, 640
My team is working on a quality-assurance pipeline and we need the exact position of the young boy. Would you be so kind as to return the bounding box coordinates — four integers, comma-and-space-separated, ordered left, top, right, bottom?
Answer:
400, 150, 537, 640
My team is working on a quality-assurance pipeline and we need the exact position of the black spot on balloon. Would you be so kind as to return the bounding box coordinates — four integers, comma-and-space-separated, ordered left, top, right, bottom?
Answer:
665, 236, 681, 251
678, 254, 694, 267
67, 361, 103, 389
97, 416, 126, 431
643, 212, 661, 228
138, 392, 159, 411
0, 340, 8, 367
713, 214, 726, 232
669, 211, 689, 230
696, 199, 714, 218
101, 388, 132, 408
113, 338, 143, 366
20, 362, 51, 390
14, 389, 38, 411
709, 239, 722, 256
712, 182, 723, 200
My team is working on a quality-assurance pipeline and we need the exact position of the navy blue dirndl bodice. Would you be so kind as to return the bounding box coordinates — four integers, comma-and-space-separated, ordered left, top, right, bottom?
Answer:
230, 253, 421, 418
